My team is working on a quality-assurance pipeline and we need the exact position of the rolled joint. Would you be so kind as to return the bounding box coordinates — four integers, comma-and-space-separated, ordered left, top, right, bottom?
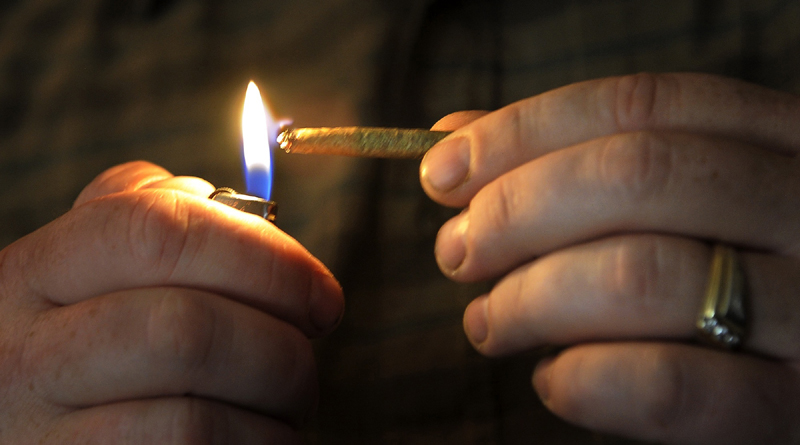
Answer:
277, 126, 452, 159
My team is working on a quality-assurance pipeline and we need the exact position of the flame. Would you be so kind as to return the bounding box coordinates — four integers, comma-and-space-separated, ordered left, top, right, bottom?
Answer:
242, 81, 275, 200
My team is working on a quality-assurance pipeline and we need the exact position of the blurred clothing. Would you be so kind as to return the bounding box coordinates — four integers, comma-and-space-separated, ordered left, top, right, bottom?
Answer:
2, 0, 799, 443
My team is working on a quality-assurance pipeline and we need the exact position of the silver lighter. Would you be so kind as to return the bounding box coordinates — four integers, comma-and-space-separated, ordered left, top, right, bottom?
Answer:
209, 187, 277, 221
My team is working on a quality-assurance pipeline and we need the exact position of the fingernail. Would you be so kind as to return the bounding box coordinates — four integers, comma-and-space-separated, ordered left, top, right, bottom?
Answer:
310, 273, 344, 334
435, 210, 469, 274
463, 295, 489, 346
533, 357, 554, 405
420, 137, 471, 193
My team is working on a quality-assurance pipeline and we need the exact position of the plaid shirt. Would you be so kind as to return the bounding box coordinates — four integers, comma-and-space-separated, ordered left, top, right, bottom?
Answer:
2, 0, 799, 443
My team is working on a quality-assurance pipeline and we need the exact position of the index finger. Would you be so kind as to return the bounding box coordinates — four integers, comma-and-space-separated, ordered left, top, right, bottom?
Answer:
3, 188, 343, 337
421, 73, 800, 207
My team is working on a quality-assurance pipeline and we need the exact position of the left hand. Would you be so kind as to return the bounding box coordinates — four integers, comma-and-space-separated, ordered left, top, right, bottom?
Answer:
419, 73, 800, 444
0, 161, 344, 444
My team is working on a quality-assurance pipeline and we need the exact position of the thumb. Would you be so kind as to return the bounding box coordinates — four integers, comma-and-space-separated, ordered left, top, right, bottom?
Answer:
74, 161, 214, 208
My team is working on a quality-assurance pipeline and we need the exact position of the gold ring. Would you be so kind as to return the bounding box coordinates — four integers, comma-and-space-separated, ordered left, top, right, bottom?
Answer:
696, 244, 748, 350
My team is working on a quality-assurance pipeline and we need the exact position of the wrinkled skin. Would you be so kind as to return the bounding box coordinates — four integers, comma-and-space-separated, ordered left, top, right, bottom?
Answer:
421, 73, 800, 444
0, 161, 344, 444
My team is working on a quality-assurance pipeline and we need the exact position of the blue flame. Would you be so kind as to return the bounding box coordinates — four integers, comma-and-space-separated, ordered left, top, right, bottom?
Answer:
243, 157, 272, 200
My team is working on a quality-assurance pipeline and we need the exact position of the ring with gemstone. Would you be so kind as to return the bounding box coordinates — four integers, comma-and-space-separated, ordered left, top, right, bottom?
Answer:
696, 244, 748, 350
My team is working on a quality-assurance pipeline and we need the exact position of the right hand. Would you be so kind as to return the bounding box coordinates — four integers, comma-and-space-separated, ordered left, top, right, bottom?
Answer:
0, 161, 344, 444
420, 73, 800, 444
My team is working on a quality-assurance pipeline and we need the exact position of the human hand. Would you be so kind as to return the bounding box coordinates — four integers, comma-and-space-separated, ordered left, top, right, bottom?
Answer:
420, 73, 800, 444
0, 161, 344, 444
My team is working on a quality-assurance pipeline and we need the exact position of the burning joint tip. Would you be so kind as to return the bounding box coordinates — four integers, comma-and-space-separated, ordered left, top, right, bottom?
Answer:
276, 129, 294, 152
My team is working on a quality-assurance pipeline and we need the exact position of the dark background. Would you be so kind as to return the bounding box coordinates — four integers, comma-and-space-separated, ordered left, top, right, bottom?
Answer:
2, 0, 799, 442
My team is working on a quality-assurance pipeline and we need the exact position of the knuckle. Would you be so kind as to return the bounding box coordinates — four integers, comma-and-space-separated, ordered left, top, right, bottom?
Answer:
597, 132, 674, 204
504, 104, 527, 153
612, 72, 671, 131
479, 175, 525, 236
169, 399, 229, 445
102, 192, 197, 279
603, 237, 666, 316
472, 103, 527, 167
146, 292, 216, 374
